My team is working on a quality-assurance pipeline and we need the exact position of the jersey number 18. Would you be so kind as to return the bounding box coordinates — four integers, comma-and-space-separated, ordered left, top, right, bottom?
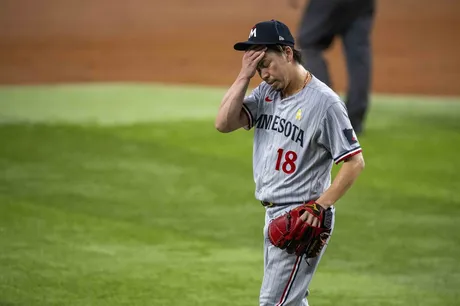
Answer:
275, 148, 298, 174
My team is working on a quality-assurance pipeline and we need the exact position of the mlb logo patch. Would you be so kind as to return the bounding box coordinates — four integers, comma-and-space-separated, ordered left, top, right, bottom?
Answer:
343, 128, 358, 145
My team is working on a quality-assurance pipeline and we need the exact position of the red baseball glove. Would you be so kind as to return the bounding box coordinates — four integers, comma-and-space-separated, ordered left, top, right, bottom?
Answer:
268, 201, 333, 258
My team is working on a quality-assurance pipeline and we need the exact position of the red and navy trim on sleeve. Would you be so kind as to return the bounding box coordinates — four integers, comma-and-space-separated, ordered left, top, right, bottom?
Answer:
242, 104, 254, 130
334, 147, 362, 164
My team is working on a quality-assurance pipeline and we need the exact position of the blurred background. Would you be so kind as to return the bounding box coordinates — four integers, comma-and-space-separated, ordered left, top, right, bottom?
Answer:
0, 1, 459, 306
1, 0, 459, 95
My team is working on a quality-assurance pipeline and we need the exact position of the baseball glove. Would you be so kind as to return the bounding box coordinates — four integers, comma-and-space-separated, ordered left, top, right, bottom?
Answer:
268, 201, 333, 258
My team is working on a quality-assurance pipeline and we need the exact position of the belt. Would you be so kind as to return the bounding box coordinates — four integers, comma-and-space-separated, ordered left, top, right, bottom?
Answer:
261, 201, 305, 207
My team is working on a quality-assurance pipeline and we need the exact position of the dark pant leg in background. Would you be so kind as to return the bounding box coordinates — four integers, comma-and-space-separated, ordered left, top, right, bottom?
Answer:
342, 5, 375, 134
297, 0, 342, 88
298, 0, 376, 134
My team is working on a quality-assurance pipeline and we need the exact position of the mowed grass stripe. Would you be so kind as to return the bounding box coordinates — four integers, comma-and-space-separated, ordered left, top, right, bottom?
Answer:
1, 83, 459, 125
0, 83, 224, 124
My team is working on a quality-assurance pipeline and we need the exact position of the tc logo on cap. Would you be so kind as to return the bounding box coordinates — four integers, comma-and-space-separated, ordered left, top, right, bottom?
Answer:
249, 26, 257, 38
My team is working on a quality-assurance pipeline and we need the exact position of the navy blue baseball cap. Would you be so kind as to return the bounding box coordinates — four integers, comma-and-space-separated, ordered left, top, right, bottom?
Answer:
234, 20, 295, 51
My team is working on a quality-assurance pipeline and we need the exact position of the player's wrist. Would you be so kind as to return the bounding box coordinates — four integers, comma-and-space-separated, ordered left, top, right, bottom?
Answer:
237, 69, 255, 80
314, 199, 332, 209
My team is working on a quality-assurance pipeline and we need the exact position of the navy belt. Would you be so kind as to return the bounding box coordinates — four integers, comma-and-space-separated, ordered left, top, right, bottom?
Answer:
260, 201, 305, 207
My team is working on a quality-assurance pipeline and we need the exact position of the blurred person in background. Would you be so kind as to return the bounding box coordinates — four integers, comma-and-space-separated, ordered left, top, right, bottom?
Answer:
289, 0, 376, 135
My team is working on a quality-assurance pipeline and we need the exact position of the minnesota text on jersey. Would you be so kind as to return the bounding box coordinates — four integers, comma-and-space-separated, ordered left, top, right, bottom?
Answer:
255, 114, 305, 147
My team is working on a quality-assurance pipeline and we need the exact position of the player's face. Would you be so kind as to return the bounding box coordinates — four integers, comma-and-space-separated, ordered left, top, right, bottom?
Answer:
256, 49, 291, 91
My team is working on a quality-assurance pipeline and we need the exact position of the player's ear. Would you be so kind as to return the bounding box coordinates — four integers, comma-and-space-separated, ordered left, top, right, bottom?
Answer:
284, 46, 294, 63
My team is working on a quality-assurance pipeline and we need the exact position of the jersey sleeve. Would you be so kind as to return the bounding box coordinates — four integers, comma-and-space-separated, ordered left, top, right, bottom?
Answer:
242, 85, 261, 130
317, 101, 362, 164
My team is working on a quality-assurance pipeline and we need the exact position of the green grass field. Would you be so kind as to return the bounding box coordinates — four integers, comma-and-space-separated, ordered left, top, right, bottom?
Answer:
0, 84, 459, 306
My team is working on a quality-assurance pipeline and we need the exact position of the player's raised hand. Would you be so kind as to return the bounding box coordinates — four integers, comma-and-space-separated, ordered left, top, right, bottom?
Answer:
239, 46, 266, 79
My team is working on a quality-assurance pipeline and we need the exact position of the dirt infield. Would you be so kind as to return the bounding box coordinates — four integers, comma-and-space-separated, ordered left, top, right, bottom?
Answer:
1, 0, 459, 95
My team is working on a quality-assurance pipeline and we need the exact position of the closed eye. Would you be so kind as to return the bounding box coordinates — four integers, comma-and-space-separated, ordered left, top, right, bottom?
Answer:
257, 60, 269, 70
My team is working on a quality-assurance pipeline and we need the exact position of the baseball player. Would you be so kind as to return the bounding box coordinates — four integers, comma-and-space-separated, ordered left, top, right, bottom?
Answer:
215, 20, 365, 306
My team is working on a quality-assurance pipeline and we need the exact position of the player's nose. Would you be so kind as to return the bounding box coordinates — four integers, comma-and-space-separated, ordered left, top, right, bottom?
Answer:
260, 69, 270, 81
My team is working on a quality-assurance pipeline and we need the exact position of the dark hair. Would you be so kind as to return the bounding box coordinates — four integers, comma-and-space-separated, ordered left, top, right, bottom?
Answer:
265, 44, 302, 64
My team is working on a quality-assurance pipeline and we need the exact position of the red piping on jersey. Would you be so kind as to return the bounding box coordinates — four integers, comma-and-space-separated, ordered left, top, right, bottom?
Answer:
276, 255, 302, 306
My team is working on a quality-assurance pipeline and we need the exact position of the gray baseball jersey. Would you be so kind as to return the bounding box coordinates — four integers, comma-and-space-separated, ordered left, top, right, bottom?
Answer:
242, 75, 362, 204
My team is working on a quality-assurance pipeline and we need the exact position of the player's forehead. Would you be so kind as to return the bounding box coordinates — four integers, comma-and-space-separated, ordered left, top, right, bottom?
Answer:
248, 44, 278, 57
261, 48, 283, 62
